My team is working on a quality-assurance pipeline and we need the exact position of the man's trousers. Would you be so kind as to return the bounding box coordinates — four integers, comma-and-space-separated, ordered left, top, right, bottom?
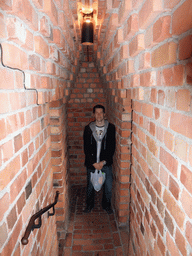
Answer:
86, 165, 113, 210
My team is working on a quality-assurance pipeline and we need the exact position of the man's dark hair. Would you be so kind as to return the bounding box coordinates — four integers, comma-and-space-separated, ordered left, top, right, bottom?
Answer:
93, 104, 105, 113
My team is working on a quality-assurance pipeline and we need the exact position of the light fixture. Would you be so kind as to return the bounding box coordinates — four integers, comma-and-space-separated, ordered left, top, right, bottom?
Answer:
81, 11, 94, 45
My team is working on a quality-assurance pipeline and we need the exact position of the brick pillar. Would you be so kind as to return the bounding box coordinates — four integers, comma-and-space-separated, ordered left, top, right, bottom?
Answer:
49, 99, 69, 239
106, 85, 132, 226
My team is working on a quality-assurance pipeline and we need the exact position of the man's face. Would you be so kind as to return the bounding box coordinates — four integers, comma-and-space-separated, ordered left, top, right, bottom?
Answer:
94, 108, 105, 123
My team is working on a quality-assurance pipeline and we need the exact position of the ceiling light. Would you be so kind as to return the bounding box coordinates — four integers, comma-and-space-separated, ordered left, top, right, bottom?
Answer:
81, 10, 94, 45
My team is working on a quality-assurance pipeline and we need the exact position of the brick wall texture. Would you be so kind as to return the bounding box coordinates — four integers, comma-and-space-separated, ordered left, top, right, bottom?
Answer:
95, 0, 192, 255
0, 0, 192, 256
0, 0, 75, 254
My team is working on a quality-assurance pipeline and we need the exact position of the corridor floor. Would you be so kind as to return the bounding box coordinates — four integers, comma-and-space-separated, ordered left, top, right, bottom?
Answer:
59, 186, 129, 256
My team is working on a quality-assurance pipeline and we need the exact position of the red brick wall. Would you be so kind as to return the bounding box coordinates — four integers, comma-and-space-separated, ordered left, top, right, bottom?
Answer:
0, 0, 76, 254
95, 0, 192, 255
0, 80, 59, 255
67, 57, 106, 185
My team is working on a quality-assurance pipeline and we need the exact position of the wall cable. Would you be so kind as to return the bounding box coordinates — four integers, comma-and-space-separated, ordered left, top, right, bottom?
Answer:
0, 43, 39, 105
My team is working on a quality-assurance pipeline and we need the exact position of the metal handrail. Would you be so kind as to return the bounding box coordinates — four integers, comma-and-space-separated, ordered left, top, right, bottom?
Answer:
21, 191, 59, 245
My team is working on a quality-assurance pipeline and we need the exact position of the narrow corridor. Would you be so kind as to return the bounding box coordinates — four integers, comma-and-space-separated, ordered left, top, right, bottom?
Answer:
59, 186, 129, 256
1, 0, 192, 255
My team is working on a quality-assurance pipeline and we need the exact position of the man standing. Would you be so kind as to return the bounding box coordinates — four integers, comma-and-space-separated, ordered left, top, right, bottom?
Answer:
83, 104, 116, 214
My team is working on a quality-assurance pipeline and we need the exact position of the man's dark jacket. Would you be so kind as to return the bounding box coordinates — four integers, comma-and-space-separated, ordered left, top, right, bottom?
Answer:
83, 121, 116, 170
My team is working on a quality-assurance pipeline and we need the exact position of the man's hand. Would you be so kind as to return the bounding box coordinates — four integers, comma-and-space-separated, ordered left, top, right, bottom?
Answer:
93, 161, 105, 170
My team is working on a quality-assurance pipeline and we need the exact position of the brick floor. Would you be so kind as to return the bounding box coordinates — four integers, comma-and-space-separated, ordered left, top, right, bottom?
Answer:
58, 186, 129, 256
